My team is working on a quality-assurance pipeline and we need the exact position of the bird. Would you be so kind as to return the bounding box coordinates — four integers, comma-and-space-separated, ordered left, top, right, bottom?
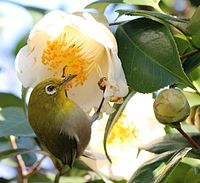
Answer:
28, 74, 105, 177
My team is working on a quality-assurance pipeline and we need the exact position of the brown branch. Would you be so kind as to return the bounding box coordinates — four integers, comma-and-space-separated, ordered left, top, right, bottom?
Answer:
25, 156, 47, 178
54, 170, 62, 183
9, 136, 47, 181
109, 21, 126, 26
181, 49, 200, 60
9, 136, 28, 183
176, 126, 200, 150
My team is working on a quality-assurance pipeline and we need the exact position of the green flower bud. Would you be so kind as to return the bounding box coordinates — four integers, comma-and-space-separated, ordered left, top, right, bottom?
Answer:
153, 88, 190, 124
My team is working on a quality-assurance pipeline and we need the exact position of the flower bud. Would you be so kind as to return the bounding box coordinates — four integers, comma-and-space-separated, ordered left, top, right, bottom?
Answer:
153, 89, 190, 124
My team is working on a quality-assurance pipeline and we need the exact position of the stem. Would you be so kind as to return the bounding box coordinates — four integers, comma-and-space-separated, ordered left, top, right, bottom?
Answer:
181, 49, 200, 60
25, 156, 47, 178
54, 170, 62, 183
9, 136, 28, 183
9, 136, 47, 180
176, 126, 200, 150
109, 21, 125, 26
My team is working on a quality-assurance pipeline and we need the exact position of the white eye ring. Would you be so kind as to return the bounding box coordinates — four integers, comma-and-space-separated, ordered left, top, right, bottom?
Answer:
45, 85, 57, 95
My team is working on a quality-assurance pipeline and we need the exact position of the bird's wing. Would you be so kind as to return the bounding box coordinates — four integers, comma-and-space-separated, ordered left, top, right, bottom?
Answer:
38, 127, 80, 168
66, 135, 78, 168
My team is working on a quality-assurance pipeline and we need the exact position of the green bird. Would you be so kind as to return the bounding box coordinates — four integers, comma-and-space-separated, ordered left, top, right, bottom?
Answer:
28, 75, 105, 178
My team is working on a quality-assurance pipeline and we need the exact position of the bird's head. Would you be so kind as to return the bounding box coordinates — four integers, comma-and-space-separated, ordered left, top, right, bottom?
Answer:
29, 75, 77, 104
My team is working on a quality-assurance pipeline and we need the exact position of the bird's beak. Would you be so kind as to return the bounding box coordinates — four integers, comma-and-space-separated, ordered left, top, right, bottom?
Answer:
61, 74, 77, 86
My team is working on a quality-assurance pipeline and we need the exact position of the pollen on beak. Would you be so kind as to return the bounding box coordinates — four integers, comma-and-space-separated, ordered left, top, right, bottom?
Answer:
61, 74, 77, 86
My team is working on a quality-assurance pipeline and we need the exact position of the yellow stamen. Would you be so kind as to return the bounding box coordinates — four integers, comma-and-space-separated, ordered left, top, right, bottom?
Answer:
107, 113, 140, 147
41, 26, 107, 88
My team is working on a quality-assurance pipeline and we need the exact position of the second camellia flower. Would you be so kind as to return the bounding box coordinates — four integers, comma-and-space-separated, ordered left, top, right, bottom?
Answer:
15, 10, 128, 113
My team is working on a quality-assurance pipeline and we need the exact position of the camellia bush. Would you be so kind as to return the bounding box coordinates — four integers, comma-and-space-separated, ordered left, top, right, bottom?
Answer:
1, 0, 200, 182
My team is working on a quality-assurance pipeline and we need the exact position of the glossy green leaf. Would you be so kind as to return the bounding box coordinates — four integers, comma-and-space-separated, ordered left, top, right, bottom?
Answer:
115, 18, 194, 93
0, 93, 22, 108
174, 35, 191, 56
104, 90, 135, 162
183, 52, 200, 73
124, 0, 162, 12
85, 0, 123, 13
116, 9, 188, 39
191, 35, 200, 49
0, 148, 47, 160
85, 0, 162, 13
0, 107, 35, 137
189, 66, 200, 92
128, 148, 191, 183
187, 6, 200, 35
140, 133, 200, 158
128, 151, 175, 183
183, 166, 200, 183
165, 163, 195, 183
154, 148, 191, 183
117, 9, 187, 23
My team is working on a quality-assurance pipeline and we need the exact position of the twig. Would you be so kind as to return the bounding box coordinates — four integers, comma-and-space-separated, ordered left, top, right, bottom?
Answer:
176, 126, 200, 150
25, 156, 47, 178
181, 49, 200, 60
9, 136, 28, 183
54, 170, 62, 183
109, 21, 126, 26
9, 136, 47, 181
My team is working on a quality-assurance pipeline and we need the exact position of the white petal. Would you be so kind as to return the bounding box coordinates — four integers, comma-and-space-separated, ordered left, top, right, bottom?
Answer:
104, 48, 129, 99
64, 13, 128, 101
63, 13, 117, 50
16, 31, 56, 87
15, 46, 37, 87
30, 10, 66, 34
31, 31, 60, 85
68, 71, 103, 113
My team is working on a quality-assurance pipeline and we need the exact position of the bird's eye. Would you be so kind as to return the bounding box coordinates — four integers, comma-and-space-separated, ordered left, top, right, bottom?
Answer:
45, 85, 57, 95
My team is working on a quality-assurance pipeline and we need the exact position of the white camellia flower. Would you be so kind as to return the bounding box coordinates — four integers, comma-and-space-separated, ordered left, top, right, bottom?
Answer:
89, 93, 165, 180
15, 10, 128, 113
